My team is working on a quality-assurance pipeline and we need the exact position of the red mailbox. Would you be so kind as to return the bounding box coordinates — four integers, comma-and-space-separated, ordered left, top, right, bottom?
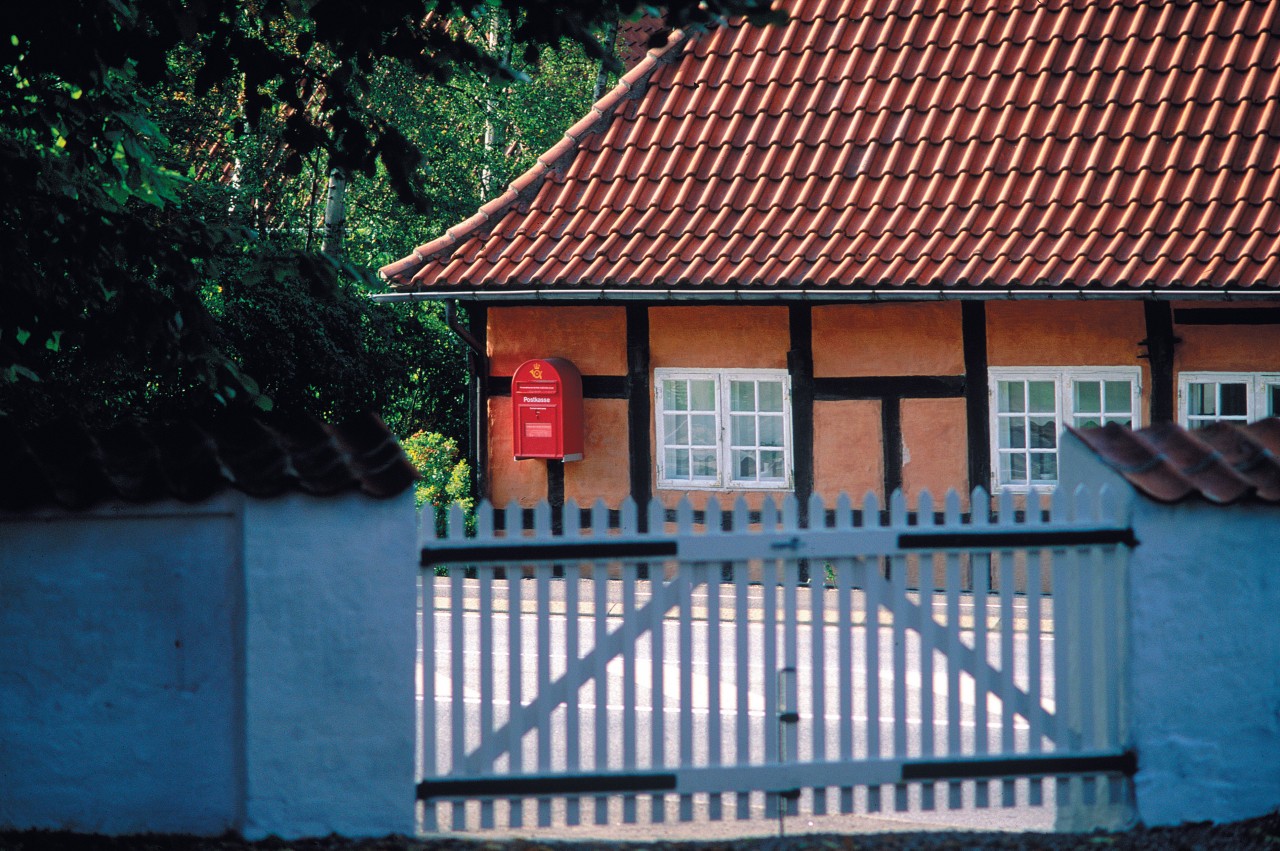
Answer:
512, 358, 584, 461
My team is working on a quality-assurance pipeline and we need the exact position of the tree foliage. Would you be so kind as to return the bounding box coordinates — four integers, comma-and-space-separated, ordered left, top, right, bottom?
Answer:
0, 0, 777, 440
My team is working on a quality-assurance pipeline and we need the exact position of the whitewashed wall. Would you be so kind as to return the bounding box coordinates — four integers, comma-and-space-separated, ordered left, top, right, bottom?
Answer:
0, 489, 416, 839
1061, 434, 1280, 828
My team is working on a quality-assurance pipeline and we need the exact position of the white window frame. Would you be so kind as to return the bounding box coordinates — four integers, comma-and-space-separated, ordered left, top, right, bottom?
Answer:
988, 366, 1142, 491
1178, 372, 1280, 428
654, 368, 793, 491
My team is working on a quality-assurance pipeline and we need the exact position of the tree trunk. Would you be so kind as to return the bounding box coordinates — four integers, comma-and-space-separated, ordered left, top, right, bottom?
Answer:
594, 17, 619, 102
321, 164, 347, 259
480, 16, 513, 201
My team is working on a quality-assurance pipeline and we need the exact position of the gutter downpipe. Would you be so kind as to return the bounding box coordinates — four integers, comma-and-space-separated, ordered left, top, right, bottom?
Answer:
445, 299, 488, 506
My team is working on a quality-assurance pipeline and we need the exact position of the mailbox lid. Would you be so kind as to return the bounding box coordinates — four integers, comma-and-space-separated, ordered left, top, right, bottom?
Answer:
512, 358, 584, 461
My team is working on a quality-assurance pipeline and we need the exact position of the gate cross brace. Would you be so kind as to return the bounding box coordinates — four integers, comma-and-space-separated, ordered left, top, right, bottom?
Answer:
454, 555, 1061, 775
462, 563, 691, 772
858, 560, 1059, 737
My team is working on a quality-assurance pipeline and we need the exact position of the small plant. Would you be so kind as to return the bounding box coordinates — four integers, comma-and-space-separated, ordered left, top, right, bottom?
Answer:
401, 431, 474, 536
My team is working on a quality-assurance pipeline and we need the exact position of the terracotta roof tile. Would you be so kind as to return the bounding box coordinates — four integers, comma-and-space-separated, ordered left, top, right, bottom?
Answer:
383, 0, 1280, 294
1070, 418, 1280, 505
617, 16, 669, 70
0, 413, 417, 513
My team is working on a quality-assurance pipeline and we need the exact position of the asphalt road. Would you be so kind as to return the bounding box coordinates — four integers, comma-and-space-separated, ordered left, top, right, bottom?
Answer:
417, 575, 1066, 837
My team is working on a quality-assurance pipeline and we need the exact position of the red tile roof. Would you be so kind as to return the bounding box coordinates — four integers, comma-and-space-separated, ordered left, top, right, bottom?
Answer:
1070, 418, 1280, 505
616, 16, 669, 71
0, 412, 417, 512
382, 0, 1280, 296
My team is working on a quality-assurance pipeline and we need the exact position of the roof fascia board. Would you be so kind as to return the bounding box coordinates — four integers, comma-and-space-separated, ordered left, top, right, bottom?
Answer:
370, 289, 1280, 305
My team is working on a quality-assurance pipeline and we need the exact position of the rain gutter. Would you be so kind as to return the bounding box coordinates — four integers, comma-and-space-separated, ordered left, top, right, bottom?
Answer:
371, 288, 1280, 304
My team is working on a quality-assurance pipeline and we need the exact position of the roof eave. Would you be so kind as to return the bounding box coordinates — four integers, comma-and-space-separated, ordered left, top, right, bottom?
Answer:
370, 286, 1280, 304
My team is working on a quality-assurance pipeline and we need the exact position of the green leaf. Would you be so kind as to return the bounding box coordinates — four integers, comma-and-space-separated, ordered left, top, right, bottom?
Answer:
6, 365, 41, 382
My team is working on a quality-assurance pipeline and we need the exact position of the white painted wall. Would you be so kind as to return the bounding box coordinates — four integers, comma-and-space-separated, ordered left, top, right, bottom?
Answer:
241, 491, 416, 839
0, 489, 416, 839
0, 497, 243, 835
1061, 434, 1280, 828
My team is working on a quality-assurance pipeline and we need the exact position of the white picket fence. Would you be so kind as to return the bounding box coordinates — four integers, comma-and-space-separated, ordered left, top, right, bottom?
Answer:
416, 487, 1135, 832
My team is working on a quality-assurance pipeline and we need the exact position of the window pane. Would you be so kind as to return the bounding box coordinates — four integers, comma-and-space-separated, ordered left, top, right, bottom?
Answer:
759, 416, 784, 447
664, 414, 688, 445
1104, 381, 1131, 413
730, 381, 755, 412
758, 381, 784, 412
692, 449, 717, 477
760, 450, 785, 480
998, 381, 1024, 413
690, 379, 716, 411
666, 448, 689, 478
1188, 383, 1214, 416
1074, 381, 1101, 414
1031, 452, 1057, 481
1269, 384, 1280, 417
657, 371, 790, 488
1074, 416, 1101, 430
663, 380, 688, 412
1028, 381, 1055, 413
999, 417, 1026, 450
1221, 383, 1248, 417
691, 414, 717, 445
1029, 417, 1057, 449
1001, 453, 1026, 484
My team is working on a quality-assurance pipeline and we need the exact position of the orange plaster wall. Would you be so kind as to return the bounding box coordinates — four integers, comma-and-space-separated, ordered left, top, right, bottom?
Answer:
487, 306, 627, 376
986, 301, 1147, 366
564, 399, 631, 507
655, 488, 785, 512
648, 306, 789, 369
1172, 302, 1280, 372
811, 303, 965, 378
813, 400, 883, 503
486, 396, 548, 507
649, 305, 788, 509
900, 398, 970, 506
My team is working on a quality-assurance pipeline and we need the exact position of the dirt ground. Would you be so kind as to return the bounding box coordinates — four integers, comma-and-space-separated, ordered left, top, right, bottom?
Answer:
2, 809, 1279, 851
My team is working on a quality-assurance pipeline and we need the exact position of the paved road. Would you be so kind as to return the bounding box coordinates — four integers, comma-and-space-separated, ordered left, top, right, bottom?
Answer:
418, 575, 1065, 837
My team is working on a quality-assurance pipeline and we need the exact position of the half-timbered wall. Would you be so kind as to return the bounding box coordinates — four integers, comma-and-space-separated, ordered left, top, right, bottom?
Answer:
811, 302, 969, 504
479, 300, 1280, 510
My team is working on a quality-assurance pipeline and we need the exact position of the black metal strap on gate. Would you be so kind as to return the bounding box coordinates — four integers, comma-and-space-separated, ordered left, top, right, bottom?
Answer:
421, 539, 677, 568
900, 749, 1138, 781
418, 771, 678, 800
898, 528, 1138, 550
422, 525, 1136, 567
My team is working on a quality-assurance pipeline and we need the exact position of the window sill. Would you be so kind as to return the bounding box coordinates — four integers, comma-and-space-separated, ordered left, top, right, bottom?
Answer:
656, 483, 795, 493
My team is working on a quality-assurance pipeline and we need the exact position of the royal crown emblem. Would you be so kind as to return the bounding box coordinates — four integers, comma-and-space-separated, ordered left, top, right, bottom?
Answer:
529, 362, 544, 380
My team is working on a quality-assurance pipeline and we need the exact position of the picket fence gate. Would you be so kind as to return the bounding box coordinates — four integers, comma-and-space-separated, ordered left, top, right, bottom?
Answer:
416, 487, 1136, 832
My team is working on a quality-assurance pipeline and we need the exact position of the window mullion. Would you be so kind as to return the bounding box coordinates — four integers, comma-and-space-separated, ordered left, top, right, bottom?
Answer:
717, 376, 728, 489
1059, 375, 1070, 432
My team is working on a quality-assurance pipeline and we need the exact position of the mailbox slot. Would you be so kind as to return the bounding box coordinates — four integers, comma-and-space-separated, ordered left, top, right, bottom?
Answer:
512, 358, 584, 461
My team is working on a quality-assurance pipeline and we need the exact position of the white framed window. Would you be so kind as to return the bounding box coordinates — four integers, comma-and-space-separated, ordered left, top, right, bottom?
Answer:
655, 368, 792, 490
1179, 372, 1280, 428
989, 367, 1141, 489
